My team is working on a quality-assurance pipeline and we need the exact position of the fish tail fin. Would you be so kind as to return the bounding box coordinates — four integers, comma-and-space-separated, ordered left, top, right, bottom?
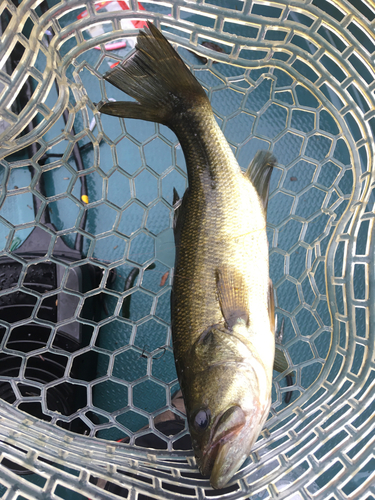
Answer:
98, 22, 208, 125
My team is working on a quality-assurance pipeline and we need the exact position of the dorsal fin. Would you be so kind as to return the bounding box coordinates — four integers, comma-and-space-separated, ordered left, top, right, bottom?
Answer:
216, 267, 249, 329
245, 151, 276, 213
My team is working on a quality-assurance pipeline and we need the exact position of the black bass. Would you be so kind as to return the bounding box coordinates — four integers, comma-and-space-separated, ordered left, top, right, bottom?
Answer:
99, 22, 287, 489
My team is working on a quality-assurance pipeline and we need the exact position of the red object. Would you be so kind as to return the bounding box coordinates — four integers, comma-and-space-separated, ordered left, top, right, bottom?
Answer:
160, 271, 169, 287
94, 40, 127, 50
77, 1, 147, 29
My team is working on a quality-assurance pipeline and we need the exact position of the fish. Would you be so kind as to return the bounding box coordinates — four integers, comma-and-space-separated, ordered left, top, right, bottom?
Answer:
98, 22, 288, 489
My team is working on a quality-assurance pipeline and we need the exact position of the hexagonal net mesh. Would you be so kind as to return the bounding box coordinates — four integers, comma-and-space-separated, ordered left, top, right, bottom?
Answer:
0, 0, 374, 498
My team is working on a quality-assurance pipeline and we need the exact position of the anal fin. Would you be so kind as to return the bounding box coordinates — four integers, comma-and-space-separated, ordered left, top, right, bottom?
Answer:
274, 346, 289, 373
268, 279, 275, 335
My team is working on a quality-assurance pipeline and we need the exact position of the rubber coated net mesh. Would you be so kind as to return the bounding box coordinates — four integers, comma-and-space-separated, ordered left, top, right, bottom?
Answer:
0, 0, 374, 498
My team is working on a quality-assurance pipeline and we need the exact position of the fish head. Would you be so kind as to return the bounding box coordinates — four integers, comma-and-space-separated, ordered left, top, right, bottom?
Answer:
181, 324, 273, 489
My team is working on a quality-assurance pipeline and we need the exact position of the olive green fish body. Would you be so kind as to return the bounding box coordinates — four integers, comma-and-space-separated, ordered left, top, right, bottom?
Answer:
99, 23, 276, 490
171, 112, 275, 487
172, 111, 271, 364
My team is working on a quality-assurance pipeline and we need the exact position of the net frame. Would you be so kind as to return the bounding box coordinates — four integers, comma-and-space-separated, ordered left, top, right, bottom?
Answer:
0, 0, 374, 498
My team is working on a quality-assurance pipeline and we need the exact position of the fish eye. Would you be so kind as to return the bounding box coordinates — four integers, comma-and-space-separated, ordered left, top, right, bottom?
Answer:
192, 409, 211, 431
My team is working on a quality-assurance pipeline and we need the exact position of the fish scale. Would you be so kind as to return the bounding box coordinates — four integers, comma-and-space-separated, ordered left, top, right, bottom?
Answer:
172, 118, 269, 357
99, 22, 277, 490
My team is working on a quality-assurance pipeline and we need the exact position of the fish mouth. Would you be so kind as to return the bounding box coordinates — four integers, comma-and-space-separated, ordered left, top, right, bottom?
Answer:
201, 406, 250, 489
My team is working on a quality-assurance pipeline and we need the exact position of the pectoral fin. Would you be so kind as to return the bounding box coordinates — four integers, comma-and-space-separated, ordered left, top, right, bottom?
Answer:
216, 267, 249, 329
245, 151, 276, 213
